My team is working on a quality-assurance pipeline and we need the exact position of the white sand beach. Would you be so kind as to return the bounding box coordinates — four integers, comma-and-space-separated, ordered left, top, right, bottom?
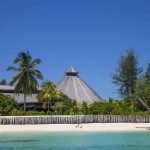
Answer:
0, 123, 150, 132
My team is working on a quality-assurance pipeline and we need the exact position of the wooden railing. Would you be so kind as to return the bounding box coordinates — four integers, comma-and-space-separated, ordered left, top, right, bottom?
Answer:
0, 115, 150, 125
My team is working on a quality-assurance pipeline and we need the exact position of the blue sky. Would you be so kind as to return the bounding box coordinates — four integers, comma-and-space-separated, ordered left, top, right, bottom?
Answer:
0, 0, 150, 99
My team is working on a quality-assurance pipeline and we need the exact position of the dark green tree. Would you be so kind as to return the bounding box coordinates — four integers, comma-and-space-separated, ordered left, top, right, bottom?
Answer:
145, 62, 150, 78
112, 49, 142, 99
59, 94, 75, 115
7, 51, 43, 114
0, 79, 7, 85
81, 102, 89, 115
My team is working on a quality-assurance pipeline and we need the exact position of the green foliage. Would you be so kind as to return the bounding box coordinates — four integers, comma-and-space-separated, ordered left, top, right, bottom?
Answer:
10, 108, 23, 116
81, 102, 89, 115
26, 110, 45, 115
0, 79, 7, 85
89, 102, 114, 115
88, 100, 150, 115
0, 91, 150, 116
59, 95, 75, 115
38, 81, 62, 113
0, 93, 20, 116
145, 62, 150, 78
50, 94, 90, 115
110, 100, 131, 115
132, 77, 150, 111
112, 49, 142, 99
51, 94, 74, 115
51, 101, 63, 115
42, 90, 150, 115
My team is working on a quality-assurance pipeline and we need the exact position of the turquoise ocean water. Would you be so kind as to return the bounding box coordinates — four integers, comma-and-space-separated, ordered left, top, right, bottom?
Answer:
0, 131, 150, 150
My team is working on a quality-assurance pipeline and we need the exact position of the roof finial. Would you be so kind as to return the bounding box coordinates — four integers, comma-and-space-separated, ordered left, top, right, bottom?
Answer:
66, 66, 78, 76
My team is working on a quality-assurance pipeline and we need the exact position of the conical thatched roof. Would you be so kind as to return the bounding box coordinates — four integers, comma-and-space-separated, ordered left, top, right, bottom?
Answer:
56, 66, 103, 103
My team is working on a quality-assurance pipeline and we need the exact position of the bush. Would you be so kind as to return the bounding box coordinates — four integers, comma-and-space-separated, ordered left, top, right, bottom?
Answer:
26, 110, 45, 115
0, 93, 20, 116
10, 108, 23, 116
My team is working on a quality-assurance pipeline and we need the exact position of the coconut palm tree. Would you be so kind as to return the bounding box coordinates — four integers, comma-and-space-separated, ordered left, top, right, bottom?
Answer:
7, 51, 43, 114
37, 81, 62, 114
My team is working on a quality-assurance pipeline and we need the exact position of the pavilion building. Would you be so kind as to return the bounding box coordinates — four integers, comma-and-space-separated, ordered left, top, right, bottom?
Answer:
56, 66, 103, 103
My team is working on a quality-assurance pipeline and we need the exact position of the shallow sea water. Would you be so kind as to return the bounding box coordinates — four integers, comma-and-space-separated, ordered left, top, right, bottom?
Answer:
0, 131, 150, 150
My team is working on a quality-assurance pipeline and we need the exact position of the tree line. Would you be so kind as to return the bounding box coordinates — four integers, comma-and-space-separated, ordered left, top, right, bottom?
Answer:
0, 49, 150, 116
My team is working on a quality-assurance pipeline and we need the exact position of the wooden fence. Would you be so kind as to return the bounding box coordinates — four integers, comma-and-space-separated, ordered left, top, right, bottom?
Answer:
0, 115, 150, 125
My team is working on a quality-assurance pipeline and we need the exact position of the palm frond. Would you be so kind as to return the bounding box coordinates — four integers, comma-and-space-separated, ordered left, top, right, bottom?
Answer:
7, 66, 18, 71
30, 58, 42, 68
37, 81, 61, 103
10, 72, 23, 86
14, 51, 32, 67
31, 70, 44, 80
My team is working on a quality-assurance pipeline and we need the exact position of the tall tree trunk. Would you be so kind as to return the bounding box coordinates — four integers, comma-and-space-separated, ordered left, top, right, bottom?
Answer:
48, 100, 50, 112
47, 98, 51, 115
24, 93, 26, 115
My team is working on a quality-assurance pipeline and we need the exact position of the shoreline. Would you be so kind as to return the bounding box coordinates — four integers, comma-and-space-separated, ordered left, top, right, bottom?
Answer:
0, 123, 150, 132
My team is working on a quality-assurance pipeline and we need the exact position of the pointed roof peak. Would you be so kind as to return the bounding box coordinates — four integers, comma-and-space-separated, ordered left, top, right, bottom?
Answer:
66, 66, 79, 75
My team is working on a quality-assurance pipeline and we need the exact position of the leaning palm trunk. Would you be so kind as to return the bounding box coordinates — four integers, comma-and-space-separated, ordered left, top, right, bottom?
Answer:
139, 98, 150, 112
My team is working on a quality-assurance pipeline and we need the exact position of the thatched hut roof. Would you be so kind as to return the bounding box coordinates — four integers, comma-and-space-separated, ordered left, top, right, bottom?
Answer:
57, 67, 103, 103
0, 85, 38, 103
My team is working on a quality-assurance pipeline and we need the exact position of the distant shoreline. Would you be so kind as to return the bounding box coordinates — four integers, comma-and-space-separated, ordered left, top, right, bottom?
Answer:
0, 123, 150, 132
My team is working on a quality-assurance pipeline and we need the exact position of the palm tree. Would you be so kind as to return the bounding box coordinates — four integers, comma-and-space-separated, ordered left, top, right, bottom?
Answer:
37, 81, 62, 114
7, 51, 43, 114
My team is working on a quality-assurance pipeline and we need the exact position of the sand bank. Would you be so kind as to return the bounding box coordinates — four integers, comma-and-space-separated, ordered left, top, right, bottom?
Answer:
0, 123, 150, 132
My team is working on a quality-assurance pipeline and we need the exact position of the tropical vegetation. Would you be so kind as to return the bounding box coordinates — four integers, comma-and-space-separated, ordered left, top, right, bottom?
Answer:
0, 50, 150, 116
112, 49, 142, 99
37, 81, 62, 114
0, 92, 20, 116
